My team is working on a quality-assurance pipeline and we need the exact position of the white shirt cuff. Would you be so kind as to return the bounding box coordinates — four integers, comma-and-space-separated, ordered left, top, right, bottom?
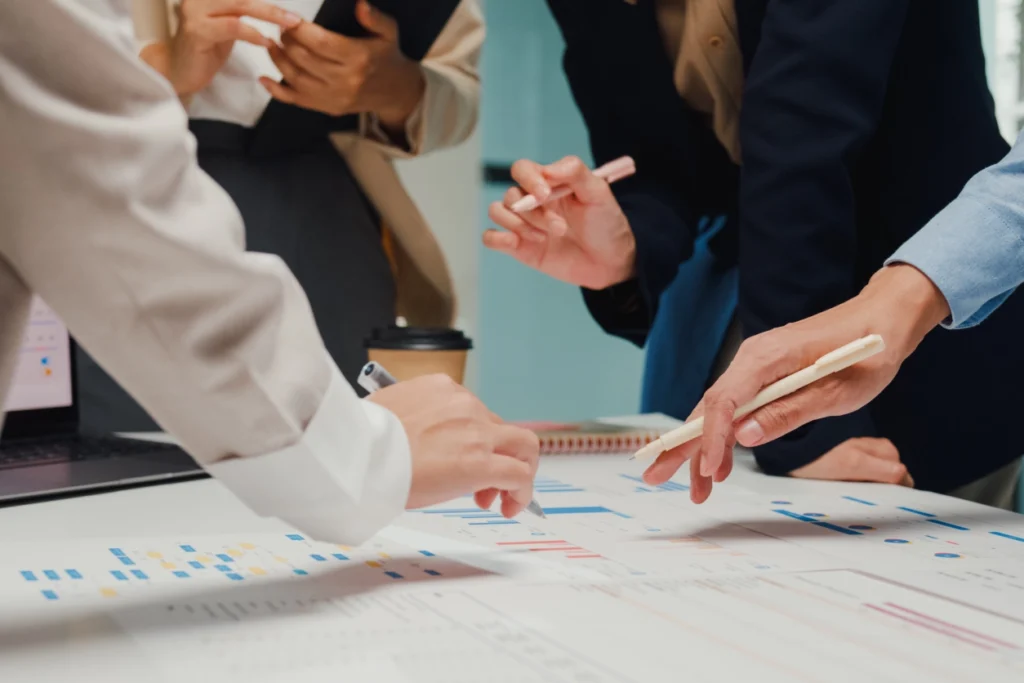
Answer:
206, 362, 411, 545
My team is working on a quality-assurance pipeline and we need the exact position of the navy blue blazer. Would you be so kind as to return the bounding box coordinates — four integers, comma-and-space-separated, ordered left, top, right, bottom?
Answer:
549, 0, 1024, 492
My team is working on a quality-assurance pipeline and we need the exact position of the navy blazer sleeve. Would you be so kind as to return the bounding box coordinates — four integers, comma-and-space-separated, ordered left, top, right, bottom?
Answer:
549, 0, 711, 347
739, 0, 910, 473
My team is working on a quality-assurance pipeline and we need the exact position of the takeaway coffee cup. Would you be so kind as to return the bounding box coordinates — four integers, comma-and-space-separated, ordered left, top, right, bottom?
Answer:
364, 326, 473, 384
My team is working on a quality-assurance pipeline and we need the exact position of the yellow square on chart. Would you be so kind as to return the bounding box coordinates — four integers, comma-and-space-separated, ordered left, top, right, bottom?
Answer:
146, 551, 163, 559
196, 556, 213, 563
161, 562, 176, 570
274, 556, 288, 564
250, 567, 267, 576
378, 552, 390, 559
366, 561, 382, 568
227, 549, 243, 558
100, 588, 118, 598
240, 543, 256, 550
336, 545, 351, 551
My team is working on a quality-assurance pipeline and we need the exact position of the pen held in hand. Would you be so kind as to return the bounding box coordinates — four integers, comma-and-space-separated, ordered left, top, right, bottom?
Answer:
631, 335, 887, 462
358, 362, 546, 519
511, 156, 636, 214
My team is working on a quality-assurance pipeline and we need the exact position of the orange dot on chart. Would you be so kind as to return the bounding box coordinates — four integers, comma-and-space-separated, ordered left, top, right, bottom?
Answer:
366, 561, 382, 568
44, 368, 52, 376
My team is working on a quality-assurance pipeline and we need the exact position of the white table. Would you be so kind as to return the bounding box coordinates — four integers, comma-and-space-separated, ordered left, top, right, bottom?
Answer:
2, 429, 1023, 682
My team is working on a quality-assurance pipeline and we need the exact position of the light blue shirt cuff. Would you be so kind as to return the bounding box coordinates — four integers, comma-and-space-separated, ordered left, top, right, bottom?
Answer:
886, 195, 1024, 330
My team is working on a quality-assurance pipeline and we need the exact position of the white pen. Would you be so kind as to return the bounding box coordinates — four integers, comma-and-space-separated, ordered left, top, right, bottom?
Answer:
631, 335, 887, 461
358, 362, 547, 519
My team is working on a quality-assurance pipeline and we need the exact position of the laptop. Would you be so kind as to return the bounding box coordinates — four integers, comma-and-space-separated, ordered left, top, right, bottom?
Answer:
0, 298, 205, 503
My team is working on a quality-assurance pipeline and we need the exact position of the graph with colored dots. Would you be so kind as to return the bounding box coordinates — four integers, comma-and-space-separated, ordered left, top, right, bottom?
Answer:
7, 533, 481, 606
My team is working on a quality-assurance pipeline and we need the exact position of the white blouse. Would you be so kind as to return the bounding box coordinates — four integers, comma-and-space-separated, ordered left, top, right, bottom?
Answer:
187, 0, 325, 127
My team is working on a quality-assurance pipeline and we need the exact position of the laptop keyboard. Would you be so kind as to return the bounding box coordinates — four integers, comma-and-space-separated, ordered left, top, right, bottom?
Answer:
0, 437, 181, 470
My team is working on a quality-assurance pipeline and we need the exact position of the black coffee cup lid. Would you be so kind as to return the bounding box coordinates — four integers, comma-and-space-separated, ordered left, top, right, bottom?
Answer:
365, 326, 473, 351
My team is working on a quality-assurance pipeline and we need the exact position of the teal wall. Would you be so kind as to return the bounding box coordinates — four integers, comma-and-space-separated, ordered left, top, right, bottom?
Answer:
475, 0, 645, 421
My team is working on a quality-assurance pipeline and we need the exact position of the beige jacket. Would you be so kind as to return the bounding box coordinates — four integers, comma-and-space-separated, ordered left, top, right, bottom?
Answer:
132, 0, 485, 326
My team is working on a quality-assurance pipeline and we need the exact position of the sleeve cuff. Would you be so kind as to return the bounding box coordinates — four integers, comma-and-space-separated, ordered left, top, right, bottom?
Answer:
886, 195, 1024, 329
205, 361, 411, 545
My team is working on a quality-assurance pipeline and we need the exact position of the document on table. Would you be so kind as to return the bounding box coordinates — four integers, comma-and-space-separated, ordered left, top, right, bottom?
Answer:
3, 455, 1024, 682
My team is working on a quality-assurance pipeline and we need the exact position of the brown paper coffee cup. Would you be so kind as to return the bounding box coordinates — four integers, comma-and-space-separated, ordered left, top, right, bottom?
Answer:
365, 327, 472, 385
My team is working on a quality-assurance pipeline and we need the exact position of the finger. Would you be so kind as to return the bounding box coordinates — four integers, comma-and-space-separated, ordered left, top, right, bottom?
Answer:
493, 425, 541, 475
541, 156, 613, 205
488, 200, 547, 243
689, 450, 713, 504
854, 437, 901, 463
481, 229, 521, 252
504, 187, 566, 237
355, 0, 399, 42
509, 159, 552, 203
198, 17, 273, 47
475, 488, 499, 511
259, 76, 309, 108
713, 447, 734, 483
280, 33, 334, 81
211, 0, 302, 29
268, 43, 321, 92
643, 439, 700, 485
478, 457, 534, 517
285, 21, 360, 62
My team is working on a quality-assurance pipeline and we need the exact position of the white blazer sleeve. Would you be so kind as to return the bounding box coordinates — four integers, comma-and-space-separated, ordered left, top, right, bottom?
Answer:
0, 0, 410, 545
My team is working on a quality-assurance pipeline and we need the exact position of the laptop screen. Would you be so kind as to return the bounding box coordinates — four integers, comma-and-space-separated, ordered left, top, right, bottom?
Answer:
3, 297, 73, 413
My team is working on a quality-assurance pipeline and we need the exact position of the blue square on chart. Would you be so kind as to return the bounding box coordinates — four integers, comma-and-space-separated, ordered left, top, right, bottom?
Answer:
293, 569, 308, 576
109, 548, 126, 557
119, 557, 135, 566
189, 561, 204, 570
286, 534, 304, 541
66, 569, 83, 580
225, 573, 244, 581
131, 570, 148, 580
111, 570, 128, 581
21, 571, 38, 582
173, 571, 190, 578
216, 554, 233, 563
41, 590, 58, 601
215, 564, 232, 572
310, 554, 327, 562
43, 570, 60, 581
180, 545, 196, 553
333, 553, 349, 561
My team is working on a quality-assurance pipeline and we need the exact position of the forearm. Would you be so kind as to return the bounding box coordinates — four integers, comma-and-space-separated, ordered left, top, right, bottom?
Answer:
0, 0, 410, 543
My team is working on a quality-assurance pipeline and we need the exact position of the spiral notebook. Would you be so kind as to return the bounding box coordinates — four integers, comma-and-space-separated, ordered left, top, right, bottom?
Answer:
517, 421, 661, 455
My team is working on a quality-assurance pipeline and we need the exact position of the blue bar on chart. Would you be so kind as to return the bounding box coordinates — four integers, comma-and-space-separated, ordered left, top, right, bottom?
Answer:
65, 569, 82, 580
216, 554, 233, 563
130, 570, 148, 580
110, 570, 128, 581
927, 519, 969, 531
419, 508, 490, 515
619, 474, 688, 493
898, 507, 936, 518
773, 509, 863, 536
225, 573, 244, 581
384, 571, 404, 580
424, 570, 441, 576
333, 553, 350, 561
118, 557, 135, 566
842, 496, 876, 506
469, 520, 518, 526
543, 506, 632, 518
293, 569, 309, 576
188, 561, 204, 570
180, 545, 196, 553
173, 571, 190, 578
41, 590, 58, 601
286, 534, 304, 541
215, 564, 232, 572
534, 479, 585, 493
991, 531, 1024, 543
310, 554, 327, 562
419, 550, 435, 557
21, 571, 37, 582
43, 570, 60, 581
109, 548, 126, 557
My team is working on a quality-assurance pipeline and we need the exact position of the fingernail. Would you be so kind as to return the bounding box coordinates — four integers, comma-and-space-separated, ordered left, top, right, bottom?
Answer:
700, 459, 714, 477
735, 419, 765, 447
283, 11, 302, 26
536, 184, 551, 200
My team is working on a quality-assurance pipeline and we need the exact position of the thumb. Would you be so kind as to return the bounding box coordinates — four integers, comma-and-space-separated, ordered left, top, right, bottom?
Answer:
733, 382, 841, 448
355, 0, 399, 42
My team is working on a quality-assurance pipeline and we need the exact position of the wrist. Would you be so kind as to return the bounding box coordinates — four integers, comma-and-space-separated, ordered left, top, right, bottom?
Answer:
375, 60, 425, 135
865, 264, 949, 357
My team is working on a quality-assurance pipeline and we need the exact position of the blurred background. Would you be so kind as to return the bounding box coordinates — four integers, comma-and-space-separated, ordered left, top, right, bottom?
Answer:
393, 0, 1023, 506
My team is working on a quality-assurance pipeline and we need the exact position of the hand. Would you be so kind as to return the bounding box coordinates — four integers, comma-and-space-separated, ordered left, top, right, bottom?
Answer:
642, 264, 949, 501
140, 0, 302, 98
791, 438, 914, 487
483, 156, 637, 290
260, 0, 425, 134
365, 374, 540, 517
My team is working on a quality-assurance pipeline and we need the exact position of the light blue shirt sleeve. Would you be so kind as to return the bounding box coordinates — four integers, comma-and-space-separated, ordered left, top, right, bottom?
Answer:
886, 132, 1024, 329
